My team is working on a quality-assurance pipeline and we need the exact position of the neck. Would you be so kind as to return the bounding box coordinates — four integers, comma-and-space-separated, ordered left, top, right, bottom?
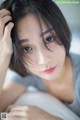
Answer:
44, 55, 74, 102
46, 55, 70, 85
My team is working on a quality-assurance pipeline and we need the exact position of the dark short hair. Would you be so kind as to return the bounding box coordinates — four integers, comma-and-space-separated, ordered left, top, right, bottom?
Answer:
0, 0, 71, 76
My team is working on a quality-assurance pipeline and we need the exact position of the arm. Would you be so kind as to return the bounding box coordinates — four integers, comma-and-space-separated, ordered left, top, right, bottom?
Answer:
0, 53, 11, 95
0, 81, 27, 112
0, 9, 14, 95
0, 9, 27, 112
8, 105, 63, 120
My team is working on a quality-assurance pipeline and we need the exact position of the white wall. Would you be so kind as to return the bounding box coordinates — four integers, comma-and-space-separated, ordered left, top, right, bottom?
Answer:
56, 4, 80, 26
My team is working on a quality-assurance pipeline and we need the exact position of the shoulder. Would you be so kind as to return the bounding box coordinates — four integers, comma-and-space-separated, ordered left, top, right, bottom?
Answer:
69, 53, 80, 75
69, 53, 80, 99
69, 53, 80, 116
69, 52, 80, 86
69, 53, 80, 66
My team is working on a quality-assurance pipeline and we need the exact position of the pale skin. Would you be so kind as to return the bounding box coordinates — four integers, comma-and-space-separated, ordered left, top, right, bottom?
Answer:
0, 9, 13, 93
0, 9, 74, 120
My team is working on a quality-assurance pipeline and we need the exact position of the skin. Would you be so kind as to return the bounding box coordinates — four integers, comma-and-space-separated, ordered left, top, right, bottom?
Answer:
0, 9, 14, 94
0, 9, 74, 120
17, 14, 74, 102
17, 14, 66, 82
7, 106, 62, 120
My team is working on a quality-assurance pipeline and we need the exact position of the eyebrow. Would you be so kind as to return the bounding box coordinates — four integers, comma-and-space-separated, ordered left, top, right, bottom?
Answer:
40, 28, 54, 36
19, 28, 54, 44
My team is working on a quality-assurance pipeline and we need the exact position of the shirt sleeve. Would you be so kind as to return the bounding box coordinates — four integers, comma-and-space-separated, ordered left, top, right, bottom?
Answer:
76, 73, 80, 117
6, 70, 46, 92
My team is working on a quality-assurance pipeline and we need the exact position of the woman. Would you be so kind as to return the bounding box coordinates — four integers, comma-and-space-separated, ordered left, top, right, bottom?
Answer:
0, 0, 80, 119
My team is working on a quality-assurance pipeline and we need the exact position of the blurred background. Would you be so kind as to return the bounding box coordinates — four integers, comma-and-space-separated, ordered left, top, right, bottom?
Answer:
55, 1, 80, 54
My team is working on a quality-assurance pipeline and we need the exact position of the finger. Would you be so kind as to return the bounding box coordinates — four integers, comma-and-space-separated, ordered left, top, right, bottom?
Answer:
0, 9, 11, 18
6, 105, 14, 112
9, 111, 28, 118
0, 15, 12, 37
7, 116, 26, 120
11, 106, 29, 111
4, 22, 14, 39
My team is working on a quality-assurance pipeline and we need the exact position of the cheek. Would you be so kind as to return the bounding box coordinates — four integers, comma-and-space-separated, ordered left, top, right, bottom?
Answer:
52, 44, 66, 64
24, 61, 38, 73
23, 44, 66, 74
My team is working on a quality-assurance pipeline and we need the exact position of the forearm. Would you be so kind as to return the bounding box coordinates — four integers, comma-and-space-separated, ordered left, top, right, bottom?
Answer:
46, 113, 63, 120
0, 52, 11, 95
50, 117, 63, 120
49, 116, 63, 120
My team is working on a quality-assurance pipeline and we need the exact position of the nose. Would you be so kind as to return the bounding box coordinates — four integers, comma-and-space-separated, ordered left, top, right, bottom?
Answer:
38, 50, 51, 66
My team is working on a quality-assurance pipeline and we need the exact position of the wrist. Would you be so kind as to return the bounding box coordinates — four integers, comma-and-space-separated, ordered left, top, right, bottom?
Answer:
50, 116, 63, 120
46, 113, 63, 120
0, 52, 12, 67
1, 50, 12, 58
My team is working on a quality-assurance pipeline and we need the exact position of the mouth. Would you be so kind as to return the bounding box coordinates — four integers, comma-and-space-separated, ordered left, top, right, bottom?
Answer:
42, 66, 57, 74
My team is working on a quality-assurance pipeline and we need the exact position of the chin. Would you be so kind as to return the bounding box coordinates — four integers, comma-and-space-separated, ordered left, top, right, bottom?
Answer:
33, 68, 60, 81
38, 73, 58, 81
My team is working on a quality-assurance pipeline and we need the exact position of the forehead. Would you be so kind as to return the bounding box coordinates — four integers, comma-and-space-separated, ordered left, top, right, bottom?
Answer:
17, 14, 52, 38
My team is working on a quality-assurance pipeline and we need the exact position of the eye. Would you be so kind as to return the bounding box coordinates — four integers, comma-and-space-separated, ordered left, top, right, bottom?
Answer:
22, 47, 32, 53
45, 36, 54, 44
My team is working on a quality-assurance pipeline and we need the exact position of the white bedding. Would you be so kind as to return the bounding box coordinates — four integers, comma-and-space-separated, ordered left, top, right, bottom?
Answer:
9, 91, 80, 120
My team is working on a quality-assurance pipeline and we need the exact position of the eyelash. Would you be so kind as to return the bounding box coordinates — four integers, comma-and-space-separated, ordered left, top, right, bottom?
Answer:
22, 47, 32, 53
45, 35, 55, 44
21, 35, 55, 53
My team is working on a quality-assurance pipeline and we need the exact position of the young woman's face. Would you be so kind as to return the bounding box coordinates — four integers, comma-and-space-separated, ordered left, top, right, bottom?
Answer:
17, 14, 66, 81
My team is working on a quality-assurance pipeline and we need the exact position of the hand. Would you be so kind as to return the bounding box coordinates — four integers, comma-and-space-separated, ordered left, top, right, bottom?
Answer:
0, 9, 14, 55
7, 105, 62, 120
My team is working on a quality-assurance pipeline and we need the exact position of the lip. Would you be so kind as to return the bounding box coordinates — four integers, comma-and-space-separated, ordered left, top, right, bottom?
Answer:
42, 66, 57, 74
